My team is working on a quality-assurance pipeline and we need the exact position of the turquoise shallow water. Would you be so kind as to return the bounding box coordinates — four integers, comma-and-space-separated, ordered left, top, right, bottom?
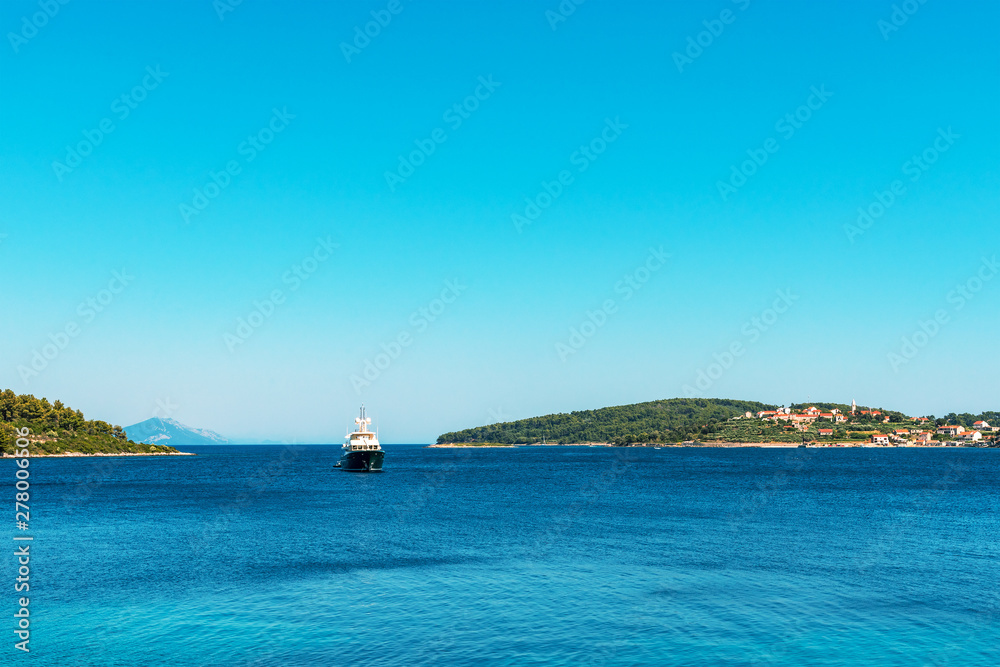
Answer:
7, 445, 999, 665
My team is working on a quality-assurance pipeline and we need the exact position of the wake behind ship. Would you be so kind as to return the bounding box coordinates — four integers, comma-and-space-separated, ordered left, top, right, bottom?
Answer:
336, 405, 384, 472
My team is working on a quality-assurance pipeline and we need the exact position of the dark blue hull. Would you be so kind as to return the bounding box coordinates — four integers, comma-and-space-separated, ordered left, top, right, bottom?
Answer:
339, 450, 384, 472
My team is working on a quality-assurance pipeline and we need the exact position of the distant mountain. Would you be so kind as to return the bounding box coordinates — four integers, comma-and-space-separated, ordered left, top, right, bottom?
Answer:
124, 418, 228, 446
1, 389, 181, 456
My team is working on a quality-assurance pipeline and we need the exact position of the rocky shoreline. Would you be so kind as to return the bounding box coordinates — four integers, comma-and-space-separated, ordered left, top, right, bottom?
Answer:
2, 451, 195, 458
428, 443, 525, 448
429, 441, 987, 449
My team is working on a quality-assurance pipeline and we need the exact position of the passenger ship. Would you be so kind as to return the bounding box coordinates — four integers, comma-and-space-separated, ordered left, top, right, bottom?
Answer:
336, 405, 384, 472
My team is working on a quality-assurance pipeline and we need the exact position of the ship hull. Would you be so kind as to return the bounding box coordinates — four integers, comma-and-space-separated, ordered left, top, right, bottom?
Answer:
339, 450, 384, 472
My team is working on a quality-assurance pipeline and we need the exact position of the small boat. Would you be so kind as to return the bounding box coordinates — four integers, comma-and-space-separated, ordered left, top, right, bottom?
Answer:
337, 405, 384, 472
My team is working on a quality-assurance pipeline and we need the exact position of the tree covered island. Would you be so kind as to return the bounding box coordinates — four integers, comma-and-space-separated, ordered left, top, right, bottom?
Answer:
1, 389, 186, 456
435, 398, 999, 447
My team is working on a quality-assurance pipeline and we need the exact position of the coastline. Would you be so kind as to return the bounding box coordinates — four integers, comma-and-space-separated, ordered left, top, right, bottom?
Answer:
428, 443, 526, 448
429, 441, 987, 449
1, 451, 196, 458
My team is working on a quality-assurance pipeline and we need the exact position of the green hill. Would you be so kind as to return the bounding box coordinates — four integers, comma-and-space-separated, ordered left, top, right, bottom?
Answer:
438, 398, 999, 446
0, 389, 181, 456
436, 398, 778, 445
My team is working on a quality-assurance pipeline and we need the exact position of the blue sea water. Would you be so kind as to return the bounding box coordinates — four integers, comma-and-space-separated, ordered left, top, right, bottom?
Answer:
7, 445, 999, 666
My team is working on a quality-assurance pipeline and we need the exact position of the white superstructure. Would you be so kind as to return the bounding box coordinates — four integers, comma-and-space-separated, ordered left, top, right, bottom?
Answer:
344, 405, 381, 453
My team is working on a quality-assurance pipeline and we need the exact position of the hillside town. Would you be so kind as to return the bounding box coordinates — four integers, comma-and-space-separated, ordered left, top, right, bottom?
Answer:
746, 400, 999, 447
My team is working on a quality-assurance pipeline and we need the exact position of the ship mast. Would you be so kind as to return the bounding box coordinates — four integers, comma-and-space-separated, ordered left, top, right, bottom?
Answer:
356, 404, 371, 434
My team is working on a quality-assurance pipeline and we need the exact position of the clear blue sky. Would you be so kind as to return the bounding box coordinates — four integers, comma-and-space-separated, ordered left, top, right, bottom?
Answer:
1, 0, 997, 442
